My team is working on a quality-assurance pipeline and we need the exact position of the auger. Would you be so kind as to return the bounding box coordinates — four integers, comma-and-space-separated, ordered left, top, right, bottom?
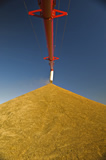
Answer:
29, 0, 68, 83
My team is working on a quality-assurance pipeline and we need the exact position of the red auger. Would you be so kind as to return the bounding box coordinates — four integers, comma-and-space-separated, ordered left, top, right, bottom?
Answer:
28, 0, 68, 83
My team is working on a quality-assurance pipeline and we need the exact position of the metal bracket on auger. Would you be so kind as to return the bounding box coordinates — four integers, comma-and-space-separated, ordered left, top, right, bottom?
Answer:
43, 57, 59, 61
28, 9, 68, 20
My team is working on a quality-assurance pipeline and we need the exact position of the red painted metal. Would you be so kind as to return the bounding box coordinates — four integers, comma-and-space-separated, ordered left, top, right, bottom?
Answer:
28, 9, 42, 18
28, 9, 68, 19
43, 56, 59, 60
52, 9, 68, 18
28, 0, 67, 73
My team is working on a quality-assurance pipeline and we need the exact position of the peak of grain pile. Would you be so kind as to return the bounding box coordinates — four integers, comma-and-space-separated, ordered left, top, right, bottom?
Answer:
0, 83, 106, 160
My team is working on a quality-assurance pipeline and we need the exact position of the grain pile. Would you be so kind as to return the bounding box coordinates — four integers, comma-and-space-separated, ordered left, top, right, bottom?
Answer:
0, 83, 106, 160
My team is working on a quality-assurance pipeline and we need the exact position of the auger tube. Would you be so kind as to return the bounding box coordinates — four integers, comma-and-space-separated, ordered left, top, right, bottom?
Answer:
28, 0, 68, 83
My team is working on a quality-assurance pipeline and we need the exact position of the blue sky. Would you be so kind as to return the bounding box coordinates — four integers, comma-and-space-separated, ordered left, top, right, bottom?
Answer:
0, 0, 106, 104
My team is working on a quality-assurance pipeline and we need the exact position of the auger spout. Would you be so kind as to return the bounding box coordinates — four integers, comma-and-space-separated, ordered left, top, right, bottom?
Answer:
50, 69, 54, 83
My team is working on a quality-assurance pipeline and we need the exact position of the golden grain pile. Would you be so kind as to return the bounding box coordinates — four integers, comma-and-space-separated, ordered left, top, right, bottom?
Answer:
0, 83, 106, 160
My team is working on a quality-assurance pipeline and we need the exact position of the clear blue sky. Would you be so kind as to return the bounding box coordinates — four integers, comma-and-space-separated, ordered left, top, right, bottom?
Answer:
0, 0, 106, 104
